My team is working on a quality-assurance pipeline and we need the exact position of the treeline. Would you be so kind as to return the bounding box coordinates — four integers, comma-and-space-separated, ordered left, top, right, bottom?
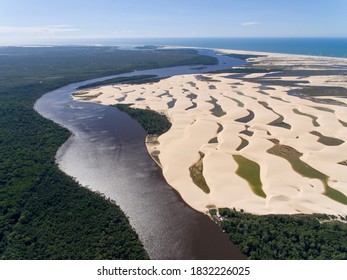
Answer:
0, 47, 217, 90
224, 53, 265, 60
0, 83, 148, 259
0, 46, 215, 259
115, 104, 171, 135
77, 75, 161, 90
217, 208, 347, 260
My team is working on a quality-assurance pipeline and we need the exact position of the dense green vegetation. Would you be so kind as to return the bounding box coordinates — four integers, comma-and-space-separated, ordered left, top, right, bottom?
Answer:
135, 45, 159, 50
0, 46, 216, 259
0, 84, 148, 259
217, 208, 347, 259
115, 104, 172, 135
0, 47, 217, 89
222, 53, 265, 60
77, 75, 160, 90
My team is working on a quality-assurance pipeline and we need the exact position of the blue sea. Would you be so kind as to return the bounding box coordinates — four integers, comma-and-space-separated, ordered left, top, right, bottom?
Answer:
85, 37, 347, 58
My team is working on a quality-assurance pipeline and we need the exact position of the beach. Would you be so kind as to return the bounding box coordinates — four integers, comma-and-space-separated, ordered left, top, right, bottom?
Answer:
73, 48, 347, 216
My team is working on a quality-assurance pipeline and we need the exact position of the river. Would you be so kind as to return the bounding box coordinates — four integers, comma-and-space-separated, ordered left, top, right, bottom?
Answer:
34, 49, 246, 259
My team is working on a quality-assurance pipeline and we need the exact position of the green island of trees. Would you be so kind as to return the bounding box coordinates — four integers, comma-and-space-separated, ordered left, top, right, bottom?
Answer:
216, 208, 347, 260
0, 46, 216, 259
115, 104, 172, 135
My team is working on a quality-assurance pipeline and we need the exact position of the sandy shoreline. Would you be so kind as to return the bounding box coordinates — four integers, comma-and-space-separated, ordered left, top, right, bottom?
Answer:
72, 48, 347, 216
163, 45, 347, 64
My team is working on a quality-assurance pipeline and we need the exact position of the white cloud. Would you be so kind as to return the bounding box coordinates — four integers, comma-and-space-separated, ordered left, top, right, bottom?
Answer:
241, 21, 259, 26
0, 25, 80, 34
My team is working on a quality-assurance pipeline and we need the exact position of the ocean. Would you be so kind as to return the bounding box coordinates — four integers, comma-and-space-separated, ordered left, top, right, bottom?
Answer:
85, 37, 347, 58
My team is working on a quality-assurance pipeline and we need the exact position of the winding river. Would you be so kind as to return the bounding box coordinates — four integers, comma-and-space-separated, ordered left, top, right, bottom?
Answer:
34, 49, 246, 259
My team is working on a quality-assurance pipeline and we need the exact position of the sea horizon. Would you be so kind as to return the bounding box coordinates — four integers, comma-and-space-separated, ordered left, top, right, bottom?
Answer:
2, 37, 347, 59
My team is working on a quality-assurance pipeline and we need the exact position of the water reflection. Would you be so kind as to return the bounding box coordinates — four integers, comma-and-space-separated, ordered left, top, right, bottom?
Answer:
34, 50, 246, 259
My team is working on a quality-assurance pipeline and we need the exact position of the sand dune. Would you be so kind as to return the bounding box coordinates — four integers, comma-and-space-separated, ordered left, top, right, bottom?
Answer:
73, 50, 347, 216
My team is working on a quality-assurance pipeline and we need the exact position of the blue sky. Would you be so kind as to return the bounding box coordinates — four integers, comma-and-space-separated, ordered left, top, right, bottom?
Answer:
0, 0, 346, 44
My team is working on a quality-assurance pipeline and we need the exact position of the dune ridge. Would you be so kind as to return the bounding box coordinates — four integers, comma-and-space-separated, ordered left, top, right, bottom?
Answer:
73, 50, 347, 215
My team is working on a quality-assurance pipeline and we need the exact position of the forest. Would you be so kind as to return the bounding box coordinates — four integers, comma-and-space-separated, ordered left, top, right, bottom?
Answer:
2, 45, 346, 260
115, 104, 172, 135
0, 46, 216, 259
217, 208, 347, 260
76, 75, 161, 90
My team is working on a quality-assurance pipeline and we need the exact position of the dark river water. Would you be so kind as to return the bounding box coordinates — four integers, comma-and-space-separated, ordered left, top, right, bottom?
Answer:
34, 49, 246, 259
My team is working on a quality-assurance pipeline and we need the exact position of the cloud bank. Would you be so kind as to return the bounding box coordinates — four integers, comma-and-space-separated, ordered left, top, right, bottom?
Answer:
241, 21, 259, 26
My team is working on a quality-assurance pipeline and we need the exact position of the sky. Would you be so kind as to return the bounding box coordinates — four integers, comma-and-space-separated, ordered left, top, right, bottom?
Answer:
0, 0, 347, 44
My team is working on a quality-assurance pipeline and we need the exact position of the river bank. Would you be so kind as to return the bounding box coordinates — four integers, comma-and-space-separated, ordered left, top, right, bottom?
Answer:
35, 48, 246, 259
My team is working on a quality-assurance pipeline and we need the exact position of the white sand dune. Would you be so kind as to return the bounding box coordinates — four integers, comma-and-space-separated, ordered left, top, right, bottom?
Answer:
73, 50, 347, 216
